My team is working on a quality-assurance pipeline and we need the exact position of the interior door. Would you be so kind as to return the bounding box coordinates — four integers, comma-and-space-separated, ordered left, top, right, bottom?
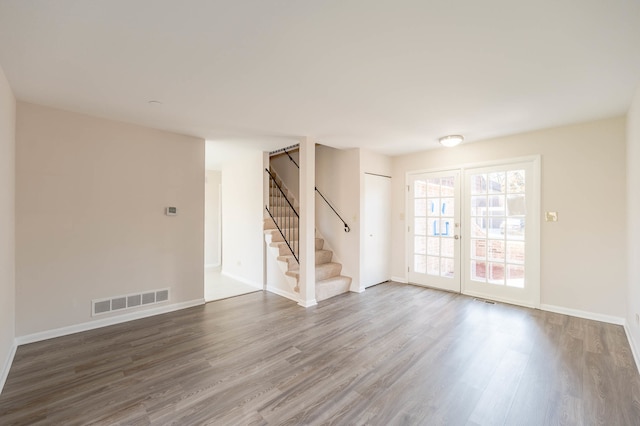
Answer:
408, 170, 461, 292
362, 173, 391, 287
462, 161, 540, 308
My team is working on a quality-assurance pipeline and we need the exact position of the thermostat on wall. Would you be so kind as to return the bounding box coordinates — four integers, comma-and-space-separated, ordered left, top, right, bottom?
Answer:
166, 207, 177, 216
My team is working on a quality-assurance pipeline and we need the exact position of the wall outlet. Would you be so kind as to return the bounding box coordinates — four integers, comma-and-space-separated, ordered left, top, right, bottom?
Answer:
545, 211, 558, 222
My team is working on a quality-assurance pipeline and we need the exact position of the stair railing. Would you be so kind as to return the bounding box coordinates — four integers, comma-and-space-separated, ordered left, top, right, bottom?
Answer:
284, 149, 351, 233
265, 168, 299, 263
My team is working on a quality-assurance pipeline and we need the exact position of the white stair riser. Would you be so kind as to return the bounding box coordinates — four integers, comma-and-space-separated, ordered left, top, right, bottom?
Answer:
316, 276, 353, 302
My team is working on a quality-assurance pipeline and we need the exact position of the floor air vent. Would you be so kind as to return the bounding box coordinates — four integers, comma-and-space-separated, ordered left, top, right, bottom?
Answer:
92, 288, 170, 316
473, 298, 496, 305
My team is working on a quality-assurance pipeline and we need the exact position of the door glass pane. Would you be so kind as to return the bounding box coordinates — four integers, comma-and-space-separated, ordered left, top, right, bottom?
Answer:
471, 217, 487, 238
427, 238, 439, 256
441, 198, 455, 217
470, 239, 486, 259
506, 264, 525, 288
488, 239, 505, 262
427, 179, 440, 196
471, 260, 486, 281
470, 174, 486, 194
415, 199, 427, 216
411, 172, 458, 287
414, 255, 426, 273
427, 218, 438, 236
441, 238, 454, 257
507, 195, 525, 216
506, 218, 525, 240
488, 263, 505, 285
506, 241, 525, 264
488, 172, 505, 193
471, 196, 486, 216
507, 170, 525, 193
469, 169, 527, 287
488, 195, 505, 217
427, 199, 440, 216
441, 258, 454, 278
440, 177, 455, 196
440, 219, 453, 237
427, 256, 440, 275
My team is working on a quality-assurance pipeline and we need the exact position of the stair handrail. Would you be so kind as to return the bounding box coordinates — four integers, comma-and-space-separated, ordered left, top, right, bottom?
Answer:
283, 148, 351, 233
265, 168, 299, 216
265, 168, 299, 263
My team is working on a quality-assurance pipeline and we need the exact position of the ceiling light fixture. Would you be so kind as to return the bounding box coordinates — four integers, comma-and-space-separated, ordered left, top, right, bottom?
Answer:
439, 135, 464, 147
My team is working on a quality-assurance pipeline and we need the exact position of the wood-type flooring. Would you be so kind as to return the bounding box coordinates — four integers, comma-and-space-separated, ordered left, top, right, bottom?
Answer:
1, 282, 640, 425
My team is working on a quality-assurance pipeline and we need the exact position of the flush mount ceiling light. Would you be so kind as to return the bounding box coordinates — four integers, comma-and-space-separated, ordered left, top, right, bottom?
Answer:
439, 135, 464, 147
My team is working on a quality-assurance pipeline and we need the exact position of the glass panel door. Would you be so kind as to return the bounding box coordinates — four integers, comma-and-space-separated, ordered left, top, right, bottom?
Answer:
463, 161, 540, 308
408, 170, 460, 292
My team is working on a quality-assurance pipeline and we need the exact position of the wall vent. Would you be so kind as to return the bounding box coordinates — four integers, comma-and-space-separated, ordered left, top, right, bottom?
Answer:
92, 288, 170, 316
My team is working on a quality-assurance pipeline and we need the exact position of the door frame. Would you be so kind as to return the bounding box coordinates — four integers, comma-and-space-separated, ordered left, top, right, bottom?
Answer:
405, 155, 541, 309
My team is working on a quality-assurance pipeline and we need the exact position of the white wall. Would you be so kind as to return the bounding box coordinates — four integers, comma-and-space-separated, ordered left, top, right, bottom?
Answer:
0, 65, 16, 392
221, 151, 265, 287
627, 85, 640, 356
392, 117, 627, 319
205, 170, 221, 268
315, 145, 361, 288
15, 102, 205, 336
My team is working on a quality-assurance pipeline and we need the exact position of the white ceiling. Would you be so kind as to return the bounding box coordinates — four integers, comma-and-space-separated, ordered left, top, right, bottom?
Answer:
1, 0, 640, 160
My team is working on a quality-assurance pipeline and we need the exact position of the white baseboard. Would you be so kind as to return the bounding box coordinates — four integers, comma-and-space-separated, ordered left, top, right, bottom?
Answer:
15, 299, 205, 346
624, 321, 640, 374
0, 341, 18, 395
391, 276, 408, 284
298, 299, 317, 308
540, 304, 625, 325
205, 263, 221, 269
220, 270, 262, 290
266, 285, 300, 303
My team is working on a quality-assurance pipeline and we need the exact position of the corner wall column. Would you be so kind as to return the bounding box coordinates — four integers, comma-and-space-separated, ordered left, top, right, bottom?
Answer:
298, 138, 317, 307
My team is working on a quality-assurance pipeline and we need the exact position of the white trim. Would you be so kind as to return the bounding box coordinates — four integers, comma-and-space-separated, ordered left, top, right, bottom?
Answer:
391, 276, 409, 284
298, 298, 318, 308
0, 341, 18, 395
540, 304, 625, 325
624, 322, 640, 374
464, 290, 537, 309
205, 263, 221, 269
266, 285, 300, 303
220, 270, 262, 290
15, 299, 205, 346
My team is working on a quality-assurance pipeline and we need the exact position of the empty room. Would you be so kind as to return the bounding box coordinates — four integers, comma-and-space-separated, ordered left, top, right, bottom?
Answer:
2, 1, 640, 425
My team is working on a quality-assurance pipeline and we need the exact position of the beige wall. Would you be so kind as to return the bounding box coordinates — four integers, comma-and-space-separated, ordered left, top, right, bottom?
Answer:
220, 151, 265, 287
0, 66, 16, 389
316, 145, 361, 288
392, 117, 627, 318
627, 85, 640, 352
205, 170, 221, 267
15, 102, 205, 336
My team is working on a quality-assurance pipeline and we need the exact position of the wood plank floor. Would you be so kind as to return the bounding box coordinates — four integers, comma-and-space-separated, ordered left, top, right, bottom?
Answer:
2, 282, 640, 425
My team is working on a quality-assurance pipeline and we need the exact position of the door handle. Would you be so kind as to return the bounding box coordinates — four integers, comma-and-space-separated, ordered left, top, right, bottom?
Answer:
454, 235, 460, 240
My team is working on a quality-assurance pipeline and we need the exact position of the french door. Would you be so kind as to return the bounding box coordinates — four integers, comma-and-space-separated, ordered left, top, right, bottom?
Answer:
408, 159, 540, 308
462, 161, 540, 308
408, 170, 461, 292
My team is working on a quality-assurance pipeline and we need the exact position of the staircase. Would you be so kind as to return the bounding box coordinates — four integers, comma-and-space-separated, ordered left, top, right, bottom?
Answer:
264, 169, 352, 302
